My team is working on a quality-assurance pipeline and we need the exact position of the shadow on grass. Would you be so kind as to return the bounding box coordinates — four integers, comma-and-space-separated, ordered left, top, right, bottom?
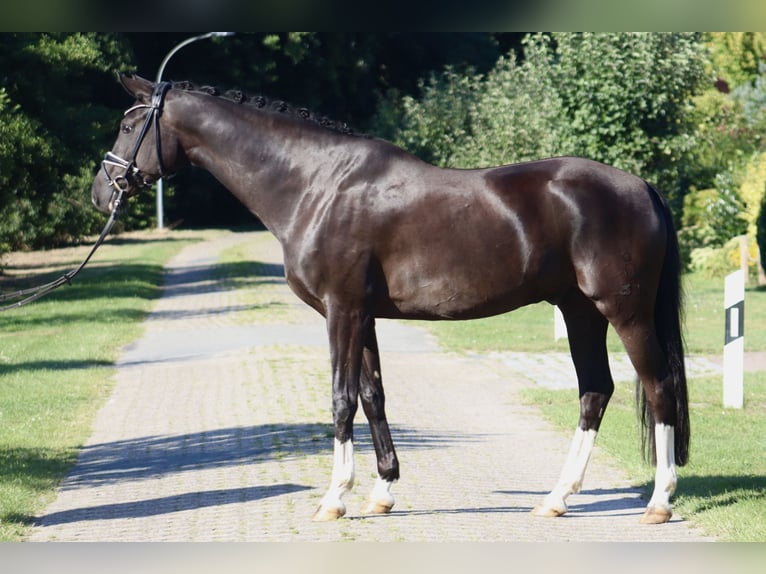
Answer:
0, 263, 165, 311
0, 445, 80, 528
672, 474, 766, 511
0, 359, 113, 377
0, 233, 198, 277
0, 258, 288, 332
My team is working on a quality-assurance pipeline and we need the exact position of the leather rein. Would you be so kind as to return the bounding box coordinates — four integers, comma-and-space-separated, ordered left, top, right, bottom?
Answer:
0, 82, 172, 312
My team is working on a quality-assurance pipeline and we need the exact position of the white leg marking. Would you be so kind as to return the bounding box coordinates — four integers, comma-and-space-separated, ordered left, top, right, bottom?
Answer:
313, 439, 355, 521
534, 427, 597, 517
647, 423, 677, 511
363, 475, 396, 515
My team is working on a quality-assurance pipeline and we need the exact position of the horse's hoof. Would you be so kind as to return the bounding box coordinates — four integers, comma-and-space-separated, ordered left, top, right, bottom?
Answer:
639, 506, 672, 524
531, 504, 566, 518
312, 504, 346, 522
362, 500, 394, 515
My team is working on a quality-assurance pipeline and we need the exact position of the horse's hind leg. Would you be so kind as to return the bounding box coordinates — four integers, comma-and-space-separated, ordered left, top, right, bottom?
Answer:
613, 319, 678, 524
533, 292, 614, 517
359, 320, 399, 515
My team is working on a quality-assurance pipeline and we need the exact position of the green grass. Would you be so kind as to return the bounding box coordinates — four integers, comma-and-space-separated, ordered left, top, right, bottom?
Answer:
684, 273, 766, 353
0, 230, 208, 540
420, 272, 766, 355
519, 374, 766, 541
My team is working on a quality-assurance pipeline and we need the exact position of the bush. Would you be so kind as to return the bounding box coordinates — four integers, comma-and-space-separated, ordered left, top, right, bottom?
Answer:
688, 242, 738, 278
376, 33, 709, 221
681, 174, 748, 248
0, 33, 134, 263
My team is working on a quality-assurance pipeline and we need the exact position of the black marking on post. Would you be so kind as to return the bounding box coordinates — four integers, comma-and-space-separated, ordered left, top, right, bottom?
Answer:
724, 300, 745, 345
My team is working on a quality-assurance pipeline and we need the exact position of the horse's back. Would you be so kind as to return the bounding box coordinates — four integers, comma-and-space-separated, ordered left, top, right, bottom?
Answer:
374, 156, 665, 320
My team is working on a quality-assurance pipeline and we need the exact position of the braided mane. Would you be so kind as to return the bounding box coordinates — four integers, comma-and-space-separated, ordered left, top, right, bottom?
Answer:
171, 81, 358, 136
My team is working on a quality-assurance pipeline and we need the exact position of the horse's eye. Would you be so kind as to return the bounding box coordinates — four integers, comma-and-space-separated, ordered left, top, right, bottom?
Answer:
121, 124, 133, 134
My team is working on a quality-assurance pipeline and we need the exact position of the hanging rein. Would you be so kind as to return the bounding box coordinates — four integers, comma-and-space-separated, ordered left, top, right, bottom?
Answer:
0, 82, 172, 313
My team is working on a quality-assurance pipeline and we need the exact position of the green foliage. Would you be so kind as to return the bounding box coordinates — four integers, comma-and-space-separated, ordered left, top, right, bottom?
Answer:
688, 89, 758, 190
733, 62, 766, 130
552, 33, 707, 210
708, 32, 766, 89
379, 33, 709, 219
394, 68, 480, 167
680, 173, 748, 250
381, 35, 561, 168
687, 242, 738, 279
454, 35, 563, 167
0, 88, 54, 253
0, 33, 134, 259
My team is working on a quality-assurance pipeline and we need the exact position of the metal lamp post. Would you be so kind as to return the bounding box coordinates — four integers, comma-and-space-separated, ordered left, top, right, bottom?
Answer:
155, 32, 234, 229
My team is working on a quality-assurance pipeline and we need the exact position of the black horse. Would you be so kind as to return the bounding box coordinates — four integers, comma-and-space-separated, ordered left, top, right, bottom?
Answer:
92, 74, 689, 524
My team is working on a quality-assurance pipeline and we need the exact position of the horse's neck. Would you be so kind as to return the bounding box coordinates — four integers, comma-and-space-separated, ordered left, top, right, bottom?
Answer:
173, 95, 337, 243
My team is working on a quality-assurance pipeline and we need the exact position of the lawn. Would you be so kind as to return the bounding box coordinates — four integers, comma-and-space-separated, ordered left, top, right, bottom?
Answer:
0, 229, 210, 540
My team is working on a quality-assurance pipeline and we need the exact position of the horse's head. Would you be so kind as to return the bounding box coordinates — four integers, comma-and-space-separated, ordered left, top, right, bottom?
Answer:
91, 73, 185, 213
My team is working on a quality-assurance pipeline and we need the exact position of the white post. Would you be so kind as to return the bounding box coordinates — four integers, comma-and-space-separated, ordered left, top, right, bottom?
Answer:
554, 305, 568, 341
723, 269, 745, 409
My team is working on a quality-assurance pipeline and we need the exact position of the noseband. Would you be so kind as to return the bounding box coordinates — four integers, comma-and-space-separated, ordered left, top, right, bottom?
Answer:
101, 81, 173, 205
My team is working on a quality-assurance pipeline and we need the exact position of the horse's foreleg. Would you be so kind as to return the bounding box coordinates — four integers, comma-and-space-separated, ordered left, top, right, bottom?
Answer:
359, 322, 398, 515
312, 307, 366, 522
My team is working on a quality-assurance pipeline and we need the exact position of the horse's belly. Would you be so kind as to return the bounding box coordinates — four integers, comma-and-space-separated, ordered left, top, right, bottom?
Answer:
380, 266, 530, 320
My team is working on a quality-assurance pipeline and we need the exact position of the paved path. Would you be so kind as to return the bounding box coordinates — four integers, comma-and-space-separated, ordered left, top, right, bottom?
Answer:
29, 230, 717, 541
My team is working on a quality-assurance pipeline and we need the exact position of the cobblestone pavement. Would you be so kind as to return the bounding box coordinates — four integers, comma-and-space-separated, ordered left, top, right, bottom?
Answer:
29, 230, 717, 541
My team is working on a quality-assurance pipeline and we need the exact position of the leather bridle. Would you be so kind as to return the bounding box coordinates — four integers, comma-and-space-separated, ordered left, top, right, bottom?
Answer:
101, 81, 173, 207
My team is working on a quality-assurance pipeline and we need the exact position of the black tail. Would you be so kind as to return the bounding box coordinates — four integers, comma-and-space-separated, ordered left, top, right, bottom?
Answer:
638, 184, 690, 466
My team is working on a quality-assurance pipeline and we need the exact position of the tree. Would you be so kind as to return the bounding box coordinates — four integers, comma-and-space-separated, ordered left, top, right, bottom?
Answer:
705, 38, 766, 281
707, 32, 766, 90
551, 33, 708, 214
0, 33, 134, 258
379, 33, 709, 220
378, 34, 561, 168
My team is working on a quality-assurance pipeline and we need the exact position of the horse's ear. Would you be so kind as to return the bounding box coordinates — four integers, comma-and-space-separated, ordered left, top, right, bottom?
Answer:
117, 72, 153, 103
